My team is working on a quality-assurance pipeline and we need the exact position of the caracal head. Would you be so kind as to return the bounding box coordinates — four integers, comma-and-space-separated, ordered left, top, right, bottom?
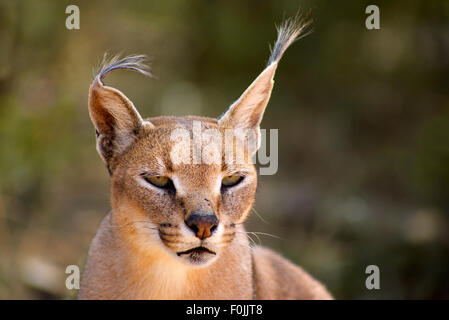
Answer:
87, 14, 311, 266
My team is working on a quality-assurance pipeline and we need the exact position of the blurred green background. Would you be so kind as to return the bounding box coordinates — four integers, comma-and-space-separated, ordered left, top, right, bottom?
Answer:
0, 0, 448, 299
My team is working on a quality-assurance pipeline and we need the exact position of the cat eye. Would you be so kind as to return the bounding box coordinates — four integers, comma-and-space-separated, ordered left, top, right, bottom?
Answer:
222, 175, 244, 187
144, 175, 173, 189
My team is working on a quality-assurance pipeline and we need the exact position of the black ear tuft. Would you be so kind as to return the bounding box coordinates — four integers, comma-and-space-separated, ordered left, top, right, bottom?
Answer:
267, 10, 312, 66
88, 54, 154, 171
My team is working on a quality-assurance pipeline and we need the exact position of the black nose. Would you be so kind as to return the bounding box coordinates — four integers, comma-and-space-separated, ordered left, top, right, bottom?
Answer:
185, 212, 219, 240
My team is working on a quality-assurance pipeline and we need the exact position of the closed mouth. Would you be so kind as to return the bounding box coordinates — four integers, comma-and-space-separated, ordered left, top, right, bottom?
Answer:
177, 247, 216, 256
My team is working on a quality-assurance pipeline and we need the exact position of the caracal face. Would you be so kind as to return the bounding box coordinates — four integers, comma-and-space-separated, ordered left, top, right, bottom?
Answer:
82, 13, 334, 300
110, 116, 258, 266
88, 14, 311, 268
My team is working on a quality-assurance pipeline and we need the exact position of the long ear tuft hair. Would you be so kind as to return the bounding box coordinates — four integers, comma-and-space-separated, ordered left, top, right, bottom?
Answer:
88, 54, 154, 171
267, 10, 312, 66
94, 54, 153, 85
218, 10, 312, 152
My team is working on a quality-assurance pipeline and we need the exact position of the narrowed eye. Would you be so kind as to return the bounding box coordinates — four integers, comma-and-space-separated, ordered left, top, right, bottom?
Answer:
144, 175, 172, 189
222, 175, 244, 187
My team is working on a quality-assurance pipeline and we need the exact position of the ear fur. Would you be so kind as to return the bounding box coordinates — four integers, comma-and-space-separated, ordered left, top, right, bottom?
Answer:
218, 11, 312, 142
218, 63, 277, 130
88, 55, 153, 171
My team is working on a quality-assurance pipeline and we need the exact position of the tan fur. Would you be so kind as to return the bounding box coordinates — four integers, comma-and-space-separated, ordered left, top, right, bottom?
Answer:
79, 116, 332, 300
80, 12, 332, 300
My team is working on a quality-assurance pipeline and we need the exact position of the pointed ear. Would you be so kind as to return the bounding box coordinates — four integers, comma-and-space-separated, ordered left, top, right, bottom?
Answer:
88, 55, 153, 170
217, 63, 277, 130
217, 10, 311, 147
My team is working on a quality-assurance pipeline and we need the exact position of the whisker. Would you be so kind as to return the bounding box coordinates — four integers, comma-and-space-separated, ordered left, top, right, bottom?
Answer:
248, 231, 282, 240
251, 208, 271, 225
238, 231, 257, 247
247, 232, 262, 245
231, 238, 254, 251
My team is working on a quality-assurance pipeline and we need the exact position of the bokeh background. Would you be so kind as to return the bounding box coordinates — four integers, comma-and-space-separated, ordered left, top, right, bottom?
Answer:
0, 0, 448, 299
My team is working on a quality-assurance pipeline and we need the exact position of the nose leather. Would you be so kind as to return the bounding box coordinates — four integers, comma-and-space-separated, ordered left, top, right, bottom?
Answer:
185, 212, 218, 239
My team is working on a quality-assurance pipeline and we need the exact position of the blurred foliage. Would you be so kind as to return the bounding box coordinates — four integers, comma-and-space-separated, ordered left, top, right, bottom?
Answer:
0, 0, 448, 299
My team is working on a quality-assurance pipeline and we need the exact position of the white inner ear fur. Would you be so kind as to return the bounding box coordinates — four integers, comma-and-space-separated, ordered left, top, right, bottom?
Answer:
89, 81, 154, 159
218, 62, 278, 130
98, 84, 149, 131
142, 120, 155, 129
